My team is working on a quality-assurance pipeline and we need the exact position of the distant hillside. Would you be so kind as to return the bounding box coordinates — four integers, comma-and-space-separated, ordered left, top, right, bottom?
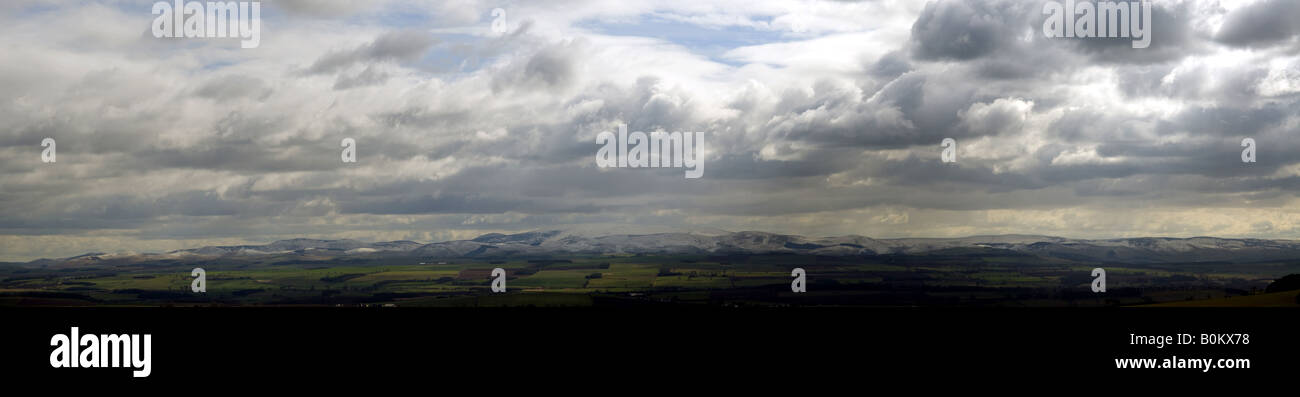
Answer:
22, 229, 1300, 267
1147, 290, 1300, 307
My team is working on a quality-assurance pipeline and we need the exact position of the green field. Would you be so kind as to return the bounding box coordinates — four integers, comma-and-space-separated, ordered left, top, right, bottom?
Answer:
2, 252, 1298, 307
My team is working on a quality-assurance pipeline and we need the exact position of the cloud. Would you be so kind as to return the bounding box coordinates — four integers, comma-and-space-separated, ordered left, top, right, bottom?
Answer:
305, 30, 439, 75
909, 0, 1032, 61
272, 0, 383, 18
1216, 0, 1300, 48
1, 0, 1299, 261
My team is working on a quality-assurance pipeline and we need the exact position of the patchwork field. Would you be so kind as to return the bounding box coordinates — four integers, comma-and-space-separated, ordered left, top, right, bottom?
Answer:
2, 252, 1298, 307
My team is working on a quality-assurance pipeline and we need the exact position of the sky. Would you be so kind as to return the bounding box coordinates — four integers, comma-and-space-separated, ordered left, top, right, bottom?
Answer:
2, 0, 1300, 261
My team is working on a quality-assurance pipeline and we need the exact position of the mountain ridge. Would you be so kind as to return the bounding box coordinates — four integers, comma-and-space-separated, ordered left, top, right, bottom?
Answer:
17, 230, 1300, 267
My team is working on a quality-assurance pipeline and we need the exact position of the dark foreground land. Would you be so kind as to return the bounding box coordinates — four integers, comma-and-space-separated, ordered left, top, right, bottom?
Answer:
4, 251, 1299, 307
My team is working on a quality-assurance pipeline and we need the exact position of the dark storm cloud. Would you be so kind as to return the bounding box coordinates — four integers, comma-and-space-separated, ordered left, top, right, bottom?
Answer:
490, 39, 582, 93
1155, 105, 1292, 138
909, 0, 1208, 81
909, 0, 1036, 61
305, 30, 439, 75
1216, 0, 1300, 48
1064, 0, 1205, 64
338, 193, 592, 215
762, 70, 1038, 150
271, 0, 376, 18
0, 190, 258, 232
127, 140, 339, 173
706, 152, 851, 180
332, 66, 391, 90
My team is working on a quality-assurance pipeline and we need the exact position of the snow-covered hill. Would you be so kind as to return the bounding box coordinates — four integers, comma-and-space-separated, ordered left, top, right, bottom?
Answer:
26, 229, 1300, 266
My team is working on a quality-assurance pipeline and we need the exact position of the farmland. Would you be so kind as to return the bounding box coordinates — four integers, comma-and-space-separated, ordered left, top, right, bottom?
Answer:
3, 251, 1298, 307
